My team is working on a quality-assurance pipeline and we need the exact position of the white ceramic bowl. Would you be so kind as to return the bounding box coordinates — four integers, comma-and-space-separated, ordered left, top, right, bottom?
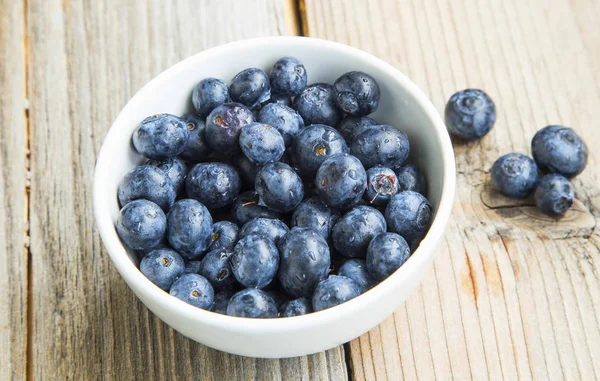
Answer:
94, 36, 455, 358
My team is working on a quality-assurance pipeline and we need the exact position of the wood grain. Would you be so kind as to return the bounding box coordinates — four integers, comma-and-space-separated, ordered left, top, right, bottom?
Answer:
0, 0, 28, 380
25, 0, 347, 379
302, 0, 600, 380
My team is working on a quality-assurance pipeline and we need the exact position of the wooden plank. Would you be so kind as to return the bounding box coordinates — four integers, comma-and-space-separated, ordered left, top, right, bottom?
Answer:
0, 0, 28, 380
302, 0, 600, 380
26, 0, 347, 379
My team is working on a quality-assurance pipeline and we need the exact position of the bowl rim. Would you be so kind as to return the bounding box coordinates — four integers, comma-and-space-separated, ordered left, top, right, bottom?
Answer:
93, 36, 456, 334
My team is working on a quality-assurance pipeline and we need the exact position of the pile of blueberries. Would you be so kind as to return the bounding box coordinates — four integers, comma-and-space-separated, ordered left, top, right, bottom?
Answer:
115, 57, 433, 318
445, 89, 588, 215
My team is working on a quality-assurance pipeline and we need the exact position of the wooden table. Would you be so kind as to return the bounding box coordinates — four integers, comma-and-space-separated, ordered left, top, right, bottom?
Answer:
1, 0, 599, 379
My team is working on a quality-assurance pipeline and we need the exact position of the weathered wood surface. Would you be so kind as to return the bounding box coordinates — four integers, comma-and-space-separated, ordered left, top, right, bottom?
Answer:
25, 0, 346, 380
302, 0, 600, 380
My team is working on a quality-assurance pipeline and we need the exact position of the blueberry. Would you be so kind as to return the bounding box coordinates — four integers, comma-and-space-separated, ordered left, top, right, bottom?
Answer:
278, 227, 331, 298
166, 199, 213, 260
184, 260, 202, 274
312, 275, 361, 311
364, 166, 399, 206
132, 113, 189, 159
280, 298, 312, 317
199, 249, 237, 290
444, 89, 496, 140
257, 103, 305, 146
255, 162, 304, 213
332, 206, 386, 258
186, 163, 241, 209
192, 78, 229, 117
169, 273, 214, 309
292, 124, 348, 178
333, 71, 380, 116
395, 164, 427, 195
315, 153, 367, 209
208, 221, 240, 251
265, 289, 288, 310
385, 191, 432, 243
229, 68, 271, 110
293, 83, 342, 126
264, 93, 292, 107
231, 235, 279, 289
531, 125, 588, 178
179, 113, 212, 161
147, 157, 187, 194
534, 174, 574, 216
239, 122, 285, 165
116, 199, 166, 251
118, 165, 176, 211
291, 197, 340, 239
350, 125, 410, 169
140, 248, 185, 291
231, 191, 282, 225
269, 57, 307, 97
205, 102, 254, 154
366, 233, 411, 281
233, 154, 260, 189
338, 259, 376, 293
490, 153, 539, 198
227, 288, 278, 318
337, 116, 377, 143
211, 290, 234, 314
240, 218, 289, 245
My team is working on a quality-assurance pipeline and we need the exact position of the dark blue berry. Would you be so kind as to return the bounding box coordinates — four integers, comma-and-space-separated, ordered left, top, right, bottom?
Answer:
315, 153, 367, 209
118, 165, 176, 211
186, 162, 241, 209
117, 199, 166, 251
366, 233, 411, 281
312, 275, 361, 311
291, 197, 340, 239
333, 71, 380, 116
445, 89, 496, 140
208, 221, 239, 252
179, 113, 212, 161
278, 227, 331, 298
385, 191, 432, 243
269, 57, 307, 97
132, 113, 189, 159
169, 273, 214, 309
192, 78, 229, 117
205, 103, 254, 154
364, 166, 399, 207
395, 164, 427, 195
147, 157, 187, 194
257, 103, 305, 146
199, 249, 237, 290
332, 206, 386, 258
233, 154, 260, 189
293, 83, 342, 127
350, 125, 410, 169
229, 68, 271, 110
240, 218, 289, 245
534, 174, 574, 216
184, 260, 202, 274
231, 191, 282, 225
239, 122, 285, 165
531, 125, 588, 178
291, 124, 348, 178
166, 199, 213, 260
211, 290, 234, 314
255, 162, 304, 213
140, 248, 185, 291
491, 153, 539, 199
280, 298, 312, 317
338, 259, 376, 293
227, 288, 278, 318
337, 116, 377, 143
231, 235, 279, 289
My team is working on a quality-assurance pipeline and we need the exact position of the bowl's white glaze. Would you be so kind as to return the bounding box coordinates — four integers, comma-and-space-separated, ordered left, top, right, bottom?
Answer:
93, 36, 456, 358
